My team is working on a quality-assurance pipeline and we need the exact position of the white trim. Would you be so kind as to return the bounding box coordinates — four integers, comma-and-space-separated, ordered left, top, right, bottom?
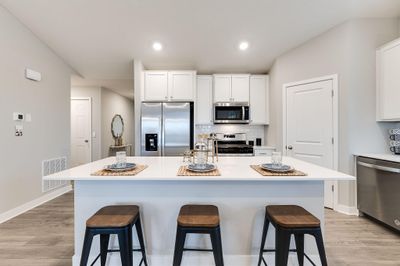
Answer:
335, 203, 359, 216
282, 74, 339, 211
71, 97, 92, 162
0, 185, 72, 224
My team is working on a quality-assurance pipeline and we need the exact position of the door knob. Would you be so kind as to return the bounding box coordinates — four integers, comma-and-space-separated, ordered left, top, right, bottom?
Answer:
84, 140, 89, 143
287, 145, 293, 150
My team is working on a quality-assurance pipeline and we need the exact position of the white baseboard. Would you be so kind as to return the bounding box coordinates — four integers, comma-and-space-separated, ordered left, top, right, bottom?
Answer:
73, 253, 321, 266
335, 203, 359, 216
0, 185, 72, 224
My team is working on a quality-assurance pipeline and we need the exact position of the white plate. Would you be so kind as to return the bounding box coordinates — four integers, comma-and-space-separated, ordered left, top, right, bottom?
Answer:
187, 163, 216, 173
260, 163, 294, 173
105, 163, 136, 172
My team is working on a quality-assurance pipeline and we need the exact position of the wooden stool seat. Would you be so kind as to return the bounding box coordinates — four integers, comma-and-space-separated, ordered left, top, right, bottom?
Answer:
178, 204, 220, 228
266, 205, 320, 228
80, 205, 148, 266
86, 205, 139, 228
258, 205, 327, 266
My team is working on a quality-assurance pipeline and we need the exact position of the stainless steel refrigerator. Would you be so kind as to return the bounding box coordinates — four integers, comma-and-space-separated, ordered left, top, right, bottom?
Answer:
141, 102, 194, 156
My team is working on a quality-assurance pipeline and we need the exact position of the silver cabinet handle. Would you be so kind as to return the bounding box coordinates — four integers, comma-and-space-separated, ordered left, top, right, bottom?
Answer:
84, 140, 89, 143
164, 96, 168, 100
357, 161, 400, 174
287, 145, 293, 150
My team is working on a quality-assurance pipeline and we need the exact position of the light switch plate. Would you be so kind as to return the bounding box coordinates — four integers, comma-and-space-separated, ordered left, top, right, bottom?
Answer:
26, 113, 32, 122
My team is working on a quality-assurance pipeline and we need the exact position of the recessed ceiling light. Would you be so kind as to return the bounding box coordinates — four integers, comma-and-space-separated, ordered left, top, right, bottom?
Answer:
153, 42, 163, 51
239, 41, 249, 51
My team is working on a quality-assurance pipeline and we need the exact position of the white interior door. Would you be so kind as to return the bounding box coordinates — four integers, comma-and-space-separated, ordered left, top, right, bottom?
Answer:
71, 98, 91, 167
285, 79, 335, 209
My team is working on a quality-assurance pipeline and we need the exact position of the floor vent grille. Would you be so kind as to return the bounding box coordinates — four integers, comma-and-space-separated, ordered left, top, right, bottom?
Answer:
42, 157, 68, 192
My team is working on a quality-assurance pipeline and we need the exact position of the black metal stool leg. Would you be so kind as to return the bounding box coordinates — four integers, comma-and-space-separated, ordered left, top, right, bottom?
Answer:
172, 226, 186, 266
313, 229, 328, 266
118, 227, 133, 266
258, 213, 270, 266
294, 233, 304, 266
100, 234, 110, 266
275, 227, 291, 266
80, 229, 94, 266
135, 215, 148, 266
210, 227, 224, 266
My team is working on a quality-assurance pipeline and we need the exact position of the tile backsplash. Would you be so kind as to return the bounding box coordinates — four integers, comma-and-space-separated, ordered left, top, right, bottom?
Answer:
195, 124, 266, 145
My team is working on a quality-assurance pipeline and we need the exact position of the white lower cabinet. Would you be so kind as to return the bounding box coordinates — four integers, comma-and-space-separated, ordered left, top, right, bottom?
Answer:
196, 75, 213, 124
253, 146, 276, 156
250, 75, 269, 124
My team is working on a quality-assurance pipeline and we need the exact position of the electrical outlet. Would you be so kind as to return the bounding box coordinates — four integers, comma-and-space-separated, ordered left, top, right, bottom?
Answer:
15, 125, 23, 136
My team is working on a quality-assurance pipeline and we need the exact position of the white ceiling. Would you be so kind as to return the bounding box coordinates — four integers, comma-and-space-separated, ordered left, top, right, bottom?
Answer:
2, 0, 400, 82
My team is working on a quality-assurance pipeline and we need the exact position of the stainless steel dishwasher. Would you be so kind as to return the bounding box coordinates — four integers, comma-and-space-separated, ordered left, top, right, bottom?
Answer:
357, 156, 400, 231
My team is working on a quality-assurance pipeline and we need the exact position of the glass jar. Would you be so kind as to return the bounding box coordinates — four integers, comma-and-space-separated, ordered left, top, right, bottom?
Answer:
193, 142, 208, 169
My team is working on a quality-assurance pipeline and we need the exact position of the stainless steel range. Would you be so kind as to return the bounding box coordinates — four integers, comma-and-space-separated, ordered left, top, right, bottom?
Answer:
213, 133, 253, 156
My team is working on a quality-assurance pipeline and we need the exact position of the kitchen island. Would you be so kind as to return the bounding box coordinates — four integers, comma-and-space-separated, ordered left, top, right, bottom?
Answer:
45, 156, 354, 266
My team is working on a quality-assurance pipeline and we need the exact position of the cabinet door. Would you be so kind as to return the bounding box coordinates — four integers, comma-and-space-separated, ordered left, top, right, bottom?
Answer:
231, 74, 250, 102
377, 41, 400, 121
213, 75, 231, 102
144, 71, 168, 101
196, 76, 213, 124
168, 71, 195, 101
250, 75, 269, 124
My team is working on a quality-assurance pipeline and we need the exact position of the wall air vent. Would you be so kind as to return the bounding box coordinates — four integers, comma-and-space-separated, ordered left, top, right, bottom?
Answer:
42, 157, 68, 192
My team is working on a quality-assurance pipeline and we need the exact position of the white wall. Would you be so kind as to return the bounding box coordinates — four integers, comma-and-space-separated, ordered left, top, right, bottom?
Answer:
0, 6, 72, 214
133, 60, 144, 155
71, 86, 102, 161
101, 88, 135, 157
267, 18, 400, 208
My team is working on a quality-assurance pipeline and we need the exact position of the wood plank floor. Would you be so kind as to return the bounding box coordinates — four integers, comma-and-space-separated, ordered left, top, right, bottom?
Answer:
0, 191, 399, 265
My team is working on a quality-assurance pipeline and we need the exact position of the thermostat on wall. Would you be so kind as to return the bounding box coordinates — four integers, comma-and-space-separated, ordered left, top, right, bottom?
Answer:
25, 68, 42, 81
13, 112, 24, 121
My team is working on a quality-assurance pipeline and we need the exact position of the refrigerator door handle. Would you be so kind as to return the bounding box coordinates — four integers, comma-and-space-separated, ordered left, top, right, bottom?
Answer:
161, 105, 165, 156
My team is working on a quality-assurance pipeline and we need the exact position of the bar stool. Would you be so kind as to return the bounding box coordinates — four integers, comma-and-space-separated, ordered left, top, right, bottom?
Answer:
80, 205, 148, 266
257, 205, 328, 266
173, 204, 224, 266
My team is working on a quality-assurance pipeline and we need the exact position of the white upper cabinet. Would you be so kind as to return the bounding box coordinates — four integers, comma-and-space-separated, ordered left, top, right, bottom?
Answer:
168, 71, 196, 101
213, 74, 249, 102
144, 71, 169, 101
143, 70, 196, 101
250, 75, 269, 125
196, 75, 213, 124
377, 38, 400, 121
213, 75, 231, 102
231, 75, 250, 102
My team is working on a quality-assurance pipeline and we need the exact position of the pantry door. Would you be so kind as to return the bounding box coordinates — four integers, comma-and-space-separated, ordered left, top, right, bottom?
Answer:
71, 98, 92, 167
283, 75, 338, 209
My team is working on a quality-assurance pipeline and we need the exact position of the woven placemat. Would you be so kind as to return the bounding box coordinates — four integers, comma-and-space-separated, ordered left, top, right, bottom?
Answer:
250, 165, 307, 176
177, 166, 221, 176
91, 164, 148, 176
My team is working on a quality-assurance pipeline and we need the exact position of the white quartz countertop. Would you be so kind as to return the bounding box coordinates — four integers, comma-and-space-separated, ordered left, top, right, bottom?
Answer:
44, 156, 354, 181
354, 153, 400, 163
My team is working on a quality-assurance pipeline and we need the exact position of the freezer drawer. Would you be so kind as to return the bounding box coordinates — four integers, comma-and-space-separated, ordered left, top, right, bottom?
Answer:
357, 156, 400, 231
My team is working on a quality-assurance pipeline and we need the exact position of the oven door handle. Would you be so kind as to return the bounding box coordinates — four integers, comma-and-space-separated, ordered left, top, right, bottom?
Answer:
357, 161, 400, 174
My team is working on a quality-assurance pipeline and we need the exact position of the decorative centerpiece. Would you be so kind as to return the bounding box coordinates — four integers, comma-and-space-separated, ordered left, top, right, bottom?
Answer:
187, 139, 216, 172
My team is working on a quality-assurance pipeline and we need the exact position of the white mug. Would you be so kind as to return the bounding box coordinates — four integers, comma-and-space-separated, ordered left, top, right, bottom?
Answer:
389, 128, 400, 134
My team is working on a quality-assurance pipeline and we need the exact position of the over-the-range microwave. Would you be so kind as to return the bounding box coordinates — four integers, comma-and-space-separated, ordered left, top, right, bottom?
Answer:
213, 102, 250, 124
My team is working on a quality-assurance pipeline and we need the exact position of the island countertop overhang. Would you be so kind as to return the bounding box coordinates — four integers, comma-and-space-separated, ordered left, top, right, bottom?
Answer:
44, 156, 355, 181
